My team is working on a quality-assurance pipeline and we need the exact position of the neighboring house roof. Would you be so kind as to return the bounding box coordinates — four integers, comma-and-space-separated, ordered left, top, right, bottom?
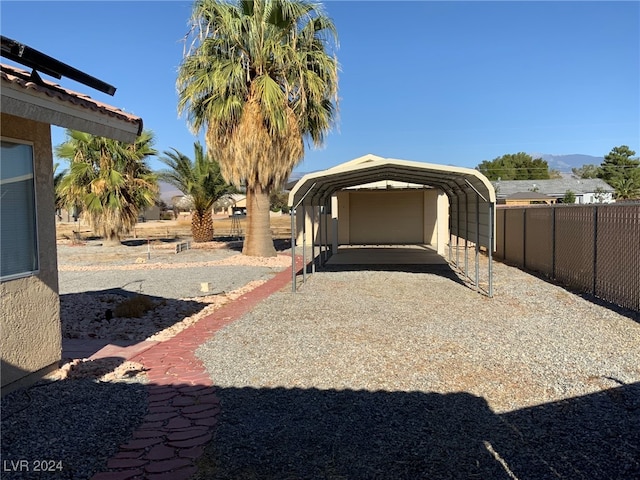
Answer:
1, 63, 142, 142
213, 194, 246, 209
505, 192, 555, 200
227, 194, 246, 202
493, 178, 613, 197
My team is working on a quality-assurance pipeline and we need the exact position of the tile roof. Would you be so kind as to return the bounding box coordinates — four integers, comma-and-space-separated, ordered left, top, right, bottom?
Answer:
1, 63, 142, 136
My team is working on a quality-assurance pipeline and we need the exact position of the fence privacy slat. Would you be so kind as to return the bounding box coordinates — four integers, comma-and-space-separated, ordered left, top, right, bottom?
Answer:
555, 206, 595, 294
524, 208, 553, 275
496, 204, 640, 312
595, 206, 640, 311
504, 209, 525, 269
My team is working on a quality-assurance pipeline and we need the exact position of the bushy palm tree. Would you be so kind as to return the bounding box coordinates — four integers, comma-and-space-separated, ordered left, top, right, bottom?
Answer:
158, 142, 235, 242
177, 0, 339, 256
610, 177, 640, 200
55, 130, 158, 245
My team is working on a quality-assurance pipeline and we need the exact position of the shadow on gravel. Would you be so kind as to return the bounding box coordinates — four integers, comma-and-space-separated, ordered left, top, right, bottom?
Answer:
121, 238, 180, 247
60, 288, 207, 345
570, 292, 640, 324
221, 238, 292, 253
320, 262, 465, 283
194, 382, 640, 479
497, 261, 640, 323
573, 292, 640, 324
1, 360, 148, 480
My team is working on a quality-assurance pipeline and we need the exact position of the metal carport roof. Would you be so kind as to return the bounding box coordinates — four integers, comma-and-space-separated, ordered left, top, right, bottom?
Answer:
288, 154, 497, 295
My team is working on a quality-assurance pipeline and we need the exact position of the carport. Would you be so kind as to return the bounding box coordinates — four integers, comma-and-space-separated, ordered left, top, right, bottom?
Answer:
288, 154, 496, 296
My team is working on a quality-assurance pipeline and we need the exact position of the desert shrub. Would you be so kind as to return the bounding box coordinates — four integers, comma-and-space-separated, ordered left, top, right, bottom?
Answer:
114, 295, 156, 318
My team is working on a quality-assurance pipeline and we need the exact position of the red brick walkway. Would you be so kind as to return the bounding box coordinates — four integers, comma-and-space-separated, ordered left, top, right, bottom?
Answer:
91, 257, 303, 480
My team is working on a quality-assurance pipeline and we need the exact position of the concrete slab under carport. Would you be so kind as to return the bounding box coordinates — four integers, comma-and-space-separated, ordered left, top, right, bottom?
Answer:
325, 244, 448, 265
318, 244, 462, 282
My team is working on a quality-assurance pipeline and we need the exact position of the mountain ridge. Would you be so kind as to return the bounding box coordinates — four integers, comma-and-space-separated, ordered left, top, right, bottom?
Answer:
529, 153, 604, 172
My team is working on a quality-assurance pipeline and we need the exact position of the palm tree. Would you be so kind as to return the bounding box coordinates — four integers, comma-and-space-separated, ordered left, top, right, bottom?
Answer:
177, 0, 339, 256
610, 177, 640, 201
55, 130, 158, 245
158, 142, 236, 242
53, 162, 67, 220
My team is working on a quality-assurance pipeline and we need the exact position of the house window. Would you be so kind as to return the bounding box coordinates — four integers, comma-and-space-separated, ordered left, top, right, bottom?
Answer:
1, 140, 39, 280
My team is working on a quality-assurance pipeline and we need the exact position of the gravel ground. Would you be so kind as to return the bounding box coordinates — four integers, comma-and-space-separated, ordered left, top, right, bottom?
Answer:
56, 240, 292, 343
1, 240, 291, 480
1, 379, 147, 479
59, 264, 277, 299
194, 260, 640, 479
57, 239, 290, 299
3, 239, 639, 479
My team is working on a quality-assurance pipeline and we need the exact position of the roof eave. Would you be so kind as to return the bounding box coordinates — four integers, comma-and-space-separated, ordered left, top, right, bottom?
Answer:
1, 80, 142, 143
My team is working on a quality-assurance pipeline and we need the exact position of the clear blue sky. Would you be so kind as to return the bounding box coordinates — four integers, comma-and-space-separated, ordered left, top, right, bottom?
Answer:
2, 1, 638, 174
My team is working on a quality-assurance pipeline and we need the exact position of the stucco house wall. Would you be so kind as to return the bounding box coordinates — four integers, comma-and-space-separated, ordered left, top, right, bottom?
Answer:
1, 113, 61, 389
1, 56, 143, 394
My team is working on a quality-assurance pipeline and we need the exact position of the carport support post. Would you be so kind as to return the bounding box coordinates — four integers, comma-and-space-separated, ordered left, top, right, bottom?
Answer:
323, 203, 329, 264
475, 194, 480, 290
291, 207, 296, 292
311, 206, 316, 274
456, 198, 460, 267
324, 202, 330, 264
464, 191, 469, 280
302, 205, 307, 283
331, 195, 339, 256
318, 206, 323, 267
290, 182, 317, 291
489, 202, 494, 298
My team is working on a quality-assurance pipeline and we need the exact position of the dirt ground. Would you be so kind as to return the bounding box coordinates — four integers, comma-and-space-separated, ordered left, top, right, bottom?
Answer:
55, 214, 293, 242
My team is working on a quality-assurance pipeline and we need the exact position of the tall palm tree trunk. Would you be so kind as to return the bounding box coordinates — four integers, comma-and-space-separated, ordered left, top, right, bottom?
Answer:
192, 209, 214, 242
243, 186, 276, 257
103, 233, 122, 246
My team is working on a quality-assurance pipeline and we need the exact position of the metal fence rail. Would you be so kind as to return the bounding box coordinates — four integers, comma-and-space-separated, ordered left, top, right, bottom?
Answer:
495, 204, 640, 312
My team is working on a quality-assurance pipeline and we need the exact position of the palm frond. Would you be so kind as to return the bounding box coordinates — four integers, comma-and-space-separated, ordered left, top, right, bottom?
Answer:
158, 142, 236, 215
177, 0, 338, 191
54, 129, 159, 242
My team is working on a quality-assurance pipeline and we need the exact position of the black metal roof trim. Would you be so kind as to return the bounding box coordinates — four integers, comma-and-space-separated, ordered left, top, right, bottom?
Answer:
1, 35, 116, 96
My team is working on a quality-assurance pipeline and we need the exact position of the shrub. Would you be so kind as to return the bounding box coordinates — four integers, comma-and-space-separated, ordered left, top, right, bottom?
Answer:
114, 295, 156, 318
562, 190, 576, 204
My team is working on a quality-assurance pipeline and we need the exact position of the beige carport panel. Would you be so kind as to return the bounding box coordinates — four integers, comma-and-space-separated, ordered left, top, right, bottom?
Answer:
288, 154, 497, 295
349, 190, 425, 244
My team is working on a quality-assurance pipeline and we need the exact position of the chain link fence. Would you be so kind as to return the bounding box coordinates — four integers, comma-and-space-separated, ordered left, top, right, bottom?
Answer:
495, 204, 640, 312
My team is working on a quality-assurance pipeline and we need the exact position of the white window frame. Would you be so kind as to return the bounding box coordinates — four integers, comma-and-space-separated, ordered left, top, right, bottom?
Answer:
1, 137, 40, 281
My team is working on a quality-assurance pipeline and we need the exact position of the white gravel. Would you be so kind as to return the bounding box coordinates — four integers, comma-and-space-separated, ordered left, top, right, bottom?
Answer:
198, 262, 640, 413
56, 240, 291, 341
1, 240, 292, 480
5, 238, 639, 479
194, 259, 640, 478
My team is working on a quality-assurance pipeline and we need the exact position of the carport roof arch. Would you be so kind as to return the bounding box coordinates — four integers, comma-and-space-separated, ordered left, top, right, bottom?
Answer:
288, 155, 496, 208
